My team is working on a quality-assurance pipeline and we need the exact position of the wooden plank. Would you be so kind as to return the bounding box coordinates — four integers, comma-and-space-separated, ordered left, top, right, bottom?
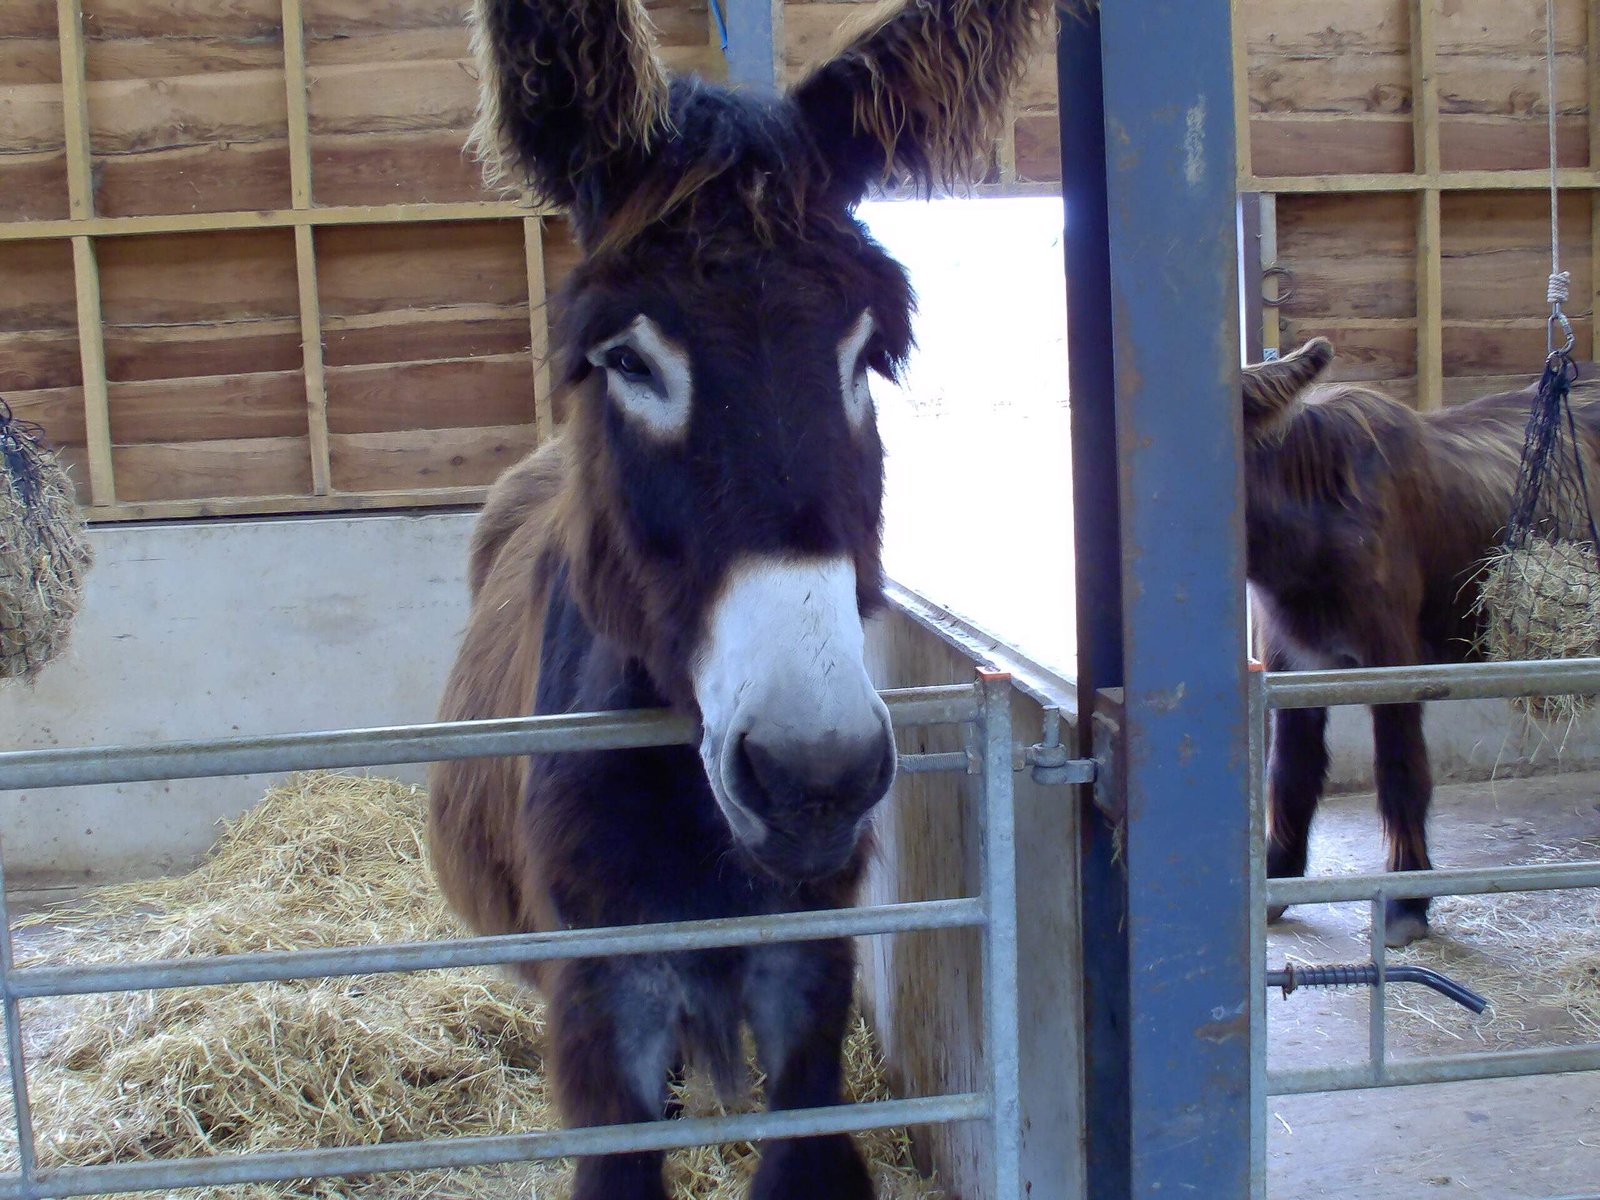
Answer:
83, 36, 286, 80
0, 330, 82, 391
1280, 317, 1419, 380
309, 130, 495, 207
0, 239, 78, 330
1012, 114, 1061, 184
1231, 0, 1252, 179
1245, 167, 1600, 193
81, 0, 280, 40
97, 228, 300, 326
323, 355, 536, 435
1250, 114, 1415, 177
1439, 190, 1594, 320
55, 0, 93, 218
0, 200, 541, 243
95, 141, 294, 220
105, 319, 305, 382
0, 152, 71, 223
1415, 188, 1443, 409
69, 235, 114, 505
328, 423, 537, 492
83, 483, 492, 523
1443, 317, 1594, 374
107, 370, 308, 443
314, 220, 529, 315
323, 309, 531, 370
112, 435, 313, 503
282, 0, 313, 209
524, 217, 553, 440
294, 224, 331, 494
0, 384, 87, 445
1410, 0, 1441, 410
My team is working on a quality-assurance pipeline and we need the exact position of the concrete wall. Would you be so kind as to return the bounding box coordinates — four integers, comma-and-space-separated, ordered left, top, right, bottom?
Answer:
0, 512, 477, 886
5, 512, 1594, 887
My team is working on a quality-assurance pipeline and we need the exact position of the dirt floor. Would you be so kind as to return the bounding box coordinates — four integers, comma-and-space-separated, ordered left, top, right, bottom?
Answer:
1267, 769, 1600, 1199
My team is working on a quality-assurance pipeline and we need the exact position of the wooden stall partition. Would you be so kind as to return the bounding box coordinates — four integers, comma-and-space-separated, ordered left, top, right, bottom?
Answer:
0, 0, 721, 522
1237, 0, 1600, 411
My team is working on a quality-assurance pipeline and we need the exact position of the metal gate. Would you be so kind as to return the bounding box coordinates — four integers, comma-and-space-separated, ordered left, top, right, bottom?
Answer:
1251, 655, 1600, 1198
0, 674, 1031, 1199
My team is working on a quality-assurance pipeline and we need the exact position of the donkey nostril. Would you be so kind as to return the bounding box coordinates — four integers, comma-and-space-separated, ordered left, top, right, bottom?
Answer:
734, 729, 895, 818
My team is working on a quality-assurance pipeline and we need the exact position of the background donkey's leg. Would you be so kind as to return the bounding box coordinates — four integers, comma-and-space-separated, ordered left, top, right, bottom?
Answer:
1266, 702, 1331, 920
745, 938, 873, 1200
1372, 701, 1434, 946
550, 957, 677, 1200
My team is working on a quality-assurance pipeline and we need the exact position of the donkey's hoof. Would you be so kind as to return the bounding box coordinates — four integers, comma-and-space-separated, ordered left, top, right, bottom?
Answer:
752, 1134, 874, 1200
1383, 911, 1430, 948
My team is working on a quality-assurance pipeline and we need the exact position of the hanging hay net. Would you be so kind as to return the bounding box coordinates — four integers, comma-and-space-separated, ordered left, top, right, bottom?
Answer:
0, 398, 92, 683
0, 774, 943, 1200
1472, 354, 1600, 723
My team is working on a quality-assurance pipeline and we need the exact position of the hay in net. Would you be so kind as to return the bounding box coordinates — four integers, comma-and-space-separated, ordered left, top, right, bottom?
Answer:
0, 774, 942, 1200
0, 399, 92, 683
1474, 536, 1600, 723
1471, 354, 1600, 722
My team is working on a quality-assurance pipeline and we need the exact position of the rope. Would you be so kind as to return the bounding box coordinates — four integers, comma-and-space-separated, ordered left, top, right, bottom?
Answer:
1545, 0, 1574, 354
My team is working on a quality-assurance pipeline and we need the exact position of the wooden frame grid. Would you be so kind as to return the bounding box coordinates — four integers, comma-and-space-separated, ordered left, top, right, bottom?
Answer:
1235, 0, 1600, 410
5, 0, 562, 523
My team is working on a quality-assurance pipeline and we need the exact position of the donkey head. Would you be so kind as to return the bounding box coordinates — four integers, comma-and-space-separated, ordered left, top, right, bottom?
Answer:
473, 0, 1049, 881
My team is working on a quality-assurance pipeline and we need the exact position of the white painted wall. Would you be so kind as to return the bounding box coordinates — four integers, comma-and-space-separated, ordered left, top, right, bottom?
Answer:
0, 513, 477, 886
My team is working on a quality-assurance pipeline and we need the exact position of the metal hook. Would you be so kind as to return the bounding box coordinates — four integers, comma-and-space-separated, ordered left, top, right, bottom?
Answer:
1261, 264, 1295, 307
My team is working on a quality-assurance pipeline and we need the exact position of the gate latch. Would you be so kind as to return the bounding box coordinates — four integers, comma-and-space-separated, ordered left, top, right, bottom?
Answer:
1024, 708, 1097, 786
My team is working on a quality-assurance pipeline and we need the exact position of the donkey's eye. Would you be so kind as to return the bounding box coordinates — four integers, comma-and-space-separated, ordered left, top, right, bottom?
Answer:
604, 345, 655, 384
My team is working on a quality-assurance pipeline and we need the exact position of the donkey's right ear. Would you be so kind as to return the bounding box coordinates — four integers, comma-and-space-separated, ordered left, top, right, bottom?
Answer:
468, 0, 670, 213
1241, 337, 1334, 435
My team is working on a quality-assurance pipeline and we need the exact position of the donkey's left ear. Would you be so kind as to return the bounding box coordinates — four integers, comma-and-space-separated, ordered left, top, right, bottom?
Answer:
789, 0, 1057, 203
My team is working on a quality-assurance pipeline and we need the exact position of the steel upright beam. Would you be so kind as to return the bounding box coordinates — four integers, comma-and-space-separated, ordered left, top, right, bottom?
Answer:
1060, 3, 1254, 1196
725, 0, 781, 93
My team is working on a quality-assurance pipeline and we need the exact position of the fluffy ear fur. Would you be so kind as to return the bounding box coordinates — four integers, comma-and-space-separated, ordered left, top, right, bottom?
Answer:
789, 0, 1057, 202
1241, 337, 1335, 438
468, 0, 670, 211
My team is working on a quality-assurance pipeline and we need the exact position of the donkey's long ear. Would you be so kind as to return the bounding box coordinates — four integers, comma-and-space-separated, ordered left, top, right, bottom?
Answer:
468, 0, 670, 210
1242, 337, 1334, 438
790, 0, 1054, 201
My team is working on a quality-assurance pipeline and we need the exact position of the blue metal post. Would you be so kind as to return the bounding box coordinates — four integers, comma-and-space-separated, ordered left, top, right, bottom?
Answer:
724, 0, 779, 93
1061, 2, 1254, 1195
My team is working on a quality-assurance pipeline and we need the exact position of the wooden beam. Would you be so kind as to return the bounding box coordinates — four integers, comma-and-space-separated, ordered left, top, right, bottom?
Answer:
1415, 189, 1444, 410
1243, 168, 1600, 195
293, 225, 333, 495
0, 200, 546, 244
1230, 0, 1253, 181
281, 0, 314, 210
1410, 0, 1443, 411
82, 485, 495, 525
54, 0, 93, 220
523, 216, 555, 443
69, 236, 115, 506
1259, 194, 1280, 357
1590, 0, 1599, 337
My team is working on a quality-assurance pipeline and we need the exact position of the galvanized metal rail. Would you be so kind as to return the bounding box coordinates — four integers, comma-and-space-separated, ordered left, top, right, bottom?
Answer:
0, 677, 1024, 1200
1255, 657, 1600, 1106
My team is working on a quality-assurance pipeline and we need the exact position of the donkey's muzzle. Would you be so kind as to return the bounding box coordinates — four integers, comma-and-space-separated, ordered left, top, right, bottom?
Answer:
723, 724, 895, 881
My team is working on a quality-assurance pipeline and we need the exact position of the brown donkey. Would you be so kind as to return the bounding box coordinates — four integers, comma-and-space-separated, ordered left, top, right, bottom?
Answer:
1242, 339, 1600, 946
427, 3, 1051, 1196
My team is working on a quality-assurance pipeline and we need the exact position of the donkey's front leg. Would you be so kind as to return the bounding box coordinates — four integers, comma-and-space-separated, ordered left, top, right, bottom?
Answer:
549, 958, 678, 1200
1372, 701, 1433, 947
745, 939, 874, 1200
1265, 703, 1331, 921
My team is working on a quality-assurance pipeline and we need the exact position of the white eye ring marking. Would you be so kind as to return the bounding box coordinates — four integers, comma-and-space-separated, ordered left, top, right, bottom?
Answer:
838, 310, 876, 431
585, 315, 693, 440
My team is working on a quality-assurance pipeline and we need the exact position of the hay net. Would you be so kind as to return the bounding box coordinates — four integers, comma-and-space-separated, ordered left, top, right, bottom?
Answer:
0, 397, 92, 682
1474, 352, 1600, 720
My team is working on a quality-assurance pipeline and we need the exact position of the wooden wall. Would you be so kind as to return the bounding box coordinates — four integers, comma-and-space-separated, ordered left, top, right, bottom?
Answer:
0, 0, 718, 521
1238, 0, 1600, 408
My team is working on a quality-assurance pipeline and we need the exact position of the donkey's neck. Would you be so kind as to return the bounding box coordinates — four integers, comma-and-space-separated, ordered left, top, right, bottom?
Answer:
533, 558, 668, 716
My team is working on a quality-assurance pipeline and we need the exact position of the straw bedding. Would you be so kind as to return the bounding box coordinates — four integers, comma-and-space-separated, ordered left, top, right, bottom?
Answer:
1388, 832, 1600, 1053
1474, 537, 1600, 723
0, 774, 941, 1199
